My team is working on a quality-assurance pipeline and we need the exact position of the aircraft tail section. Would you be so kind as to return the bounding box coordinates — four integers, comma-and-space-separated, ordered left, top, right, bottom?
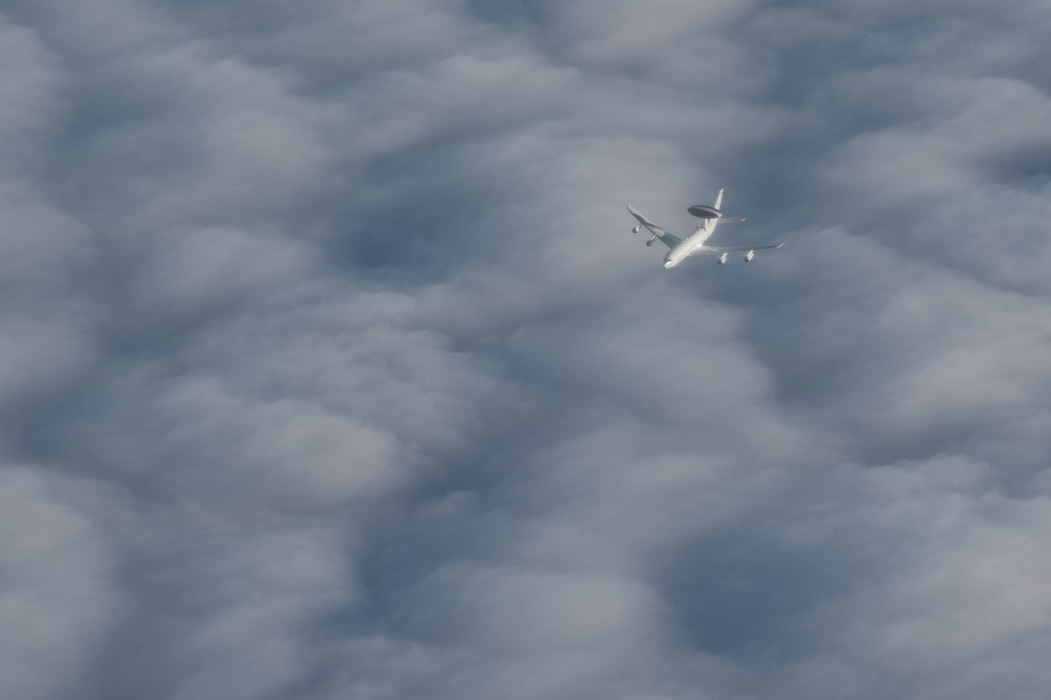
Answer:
690, 189, 726, 230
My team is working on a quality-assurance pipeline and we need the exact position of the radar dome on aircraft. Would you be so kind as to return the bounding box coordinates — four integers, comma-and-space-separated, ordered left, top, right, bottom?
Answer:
687, 204, 723, 219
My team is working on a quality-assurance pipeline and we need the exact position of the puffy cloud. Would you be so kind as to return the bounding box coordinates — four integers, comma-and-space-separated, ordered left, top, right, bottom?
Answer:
0, 467, 117, 700
1, 0, 1050, 698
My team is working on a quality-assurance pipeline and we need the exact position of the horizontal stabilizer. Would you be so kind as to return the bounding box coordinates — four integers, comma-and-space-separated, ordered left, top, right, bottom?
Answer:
717, 217, 745, 224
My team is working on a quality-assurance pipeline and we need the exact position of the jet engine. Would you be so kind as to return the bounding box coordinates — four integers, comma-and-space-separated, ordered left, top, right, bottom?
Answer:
744, 249, 755, 262
632, 224, 642, 233
718, 252, 728, 265
645, 239, 654, 247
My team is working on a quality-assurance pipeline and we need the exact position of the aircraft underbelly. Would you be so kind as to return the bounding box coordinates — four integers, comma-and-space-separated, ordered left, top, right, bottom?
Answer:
688, 246, 717, 257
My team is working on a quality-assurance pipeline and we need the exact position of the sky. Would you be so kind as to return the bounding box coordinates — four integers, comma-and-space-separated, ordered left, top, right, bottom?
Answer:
2, 1, 1051, 698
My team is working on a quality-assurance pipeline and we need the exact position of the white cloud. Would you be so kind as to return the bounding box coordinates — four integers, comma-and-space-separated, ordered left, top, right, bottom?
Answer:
2, 0, 1051, 698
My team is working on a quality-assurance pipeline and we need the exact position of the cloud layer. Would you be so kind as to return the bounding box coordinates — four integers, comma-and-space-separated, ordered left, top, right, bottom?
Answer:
2, 1, 1051, 698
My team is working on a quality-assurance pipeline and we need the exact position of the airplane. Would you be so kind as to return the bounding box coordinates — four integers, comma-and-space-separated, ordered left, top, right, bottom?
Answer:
627, 189, 783, 269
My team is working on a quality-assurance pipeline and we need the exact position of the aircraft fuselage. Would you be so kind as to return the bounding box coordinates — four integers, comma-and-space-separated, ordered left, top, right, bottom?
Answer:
663, 219, 719, 269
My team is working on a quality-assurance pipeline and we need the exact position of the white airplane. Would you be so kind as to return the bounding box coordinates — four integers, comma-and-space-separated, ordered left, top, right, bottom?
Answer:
627, 189, 783, 269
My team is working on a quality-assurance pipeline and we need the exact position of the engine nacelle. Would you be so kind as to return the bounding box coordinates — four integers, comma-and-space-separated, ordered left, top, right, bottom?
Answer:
632, 224, 642, 233
718, 252, 728, 265
645, 239, 654, 247
744, 249, 755, 262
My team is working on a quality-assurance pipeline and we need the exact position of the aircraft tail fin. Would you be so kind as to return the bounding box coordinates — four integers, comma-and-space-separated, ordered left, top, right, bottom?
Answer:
713, 188, 724, 211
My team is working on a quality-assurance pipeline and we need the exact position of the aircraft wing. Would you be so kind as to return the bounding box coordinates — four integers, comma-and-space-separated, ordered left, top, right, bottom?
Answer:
700, 242, 784, 254
627, 204, 682, 249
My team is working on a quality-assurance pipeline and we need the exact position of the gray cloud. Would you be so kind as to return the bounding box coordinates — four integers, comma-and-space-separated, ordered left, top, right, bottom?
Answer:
0, 467, 117, 700
1, 1, 1051, 698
